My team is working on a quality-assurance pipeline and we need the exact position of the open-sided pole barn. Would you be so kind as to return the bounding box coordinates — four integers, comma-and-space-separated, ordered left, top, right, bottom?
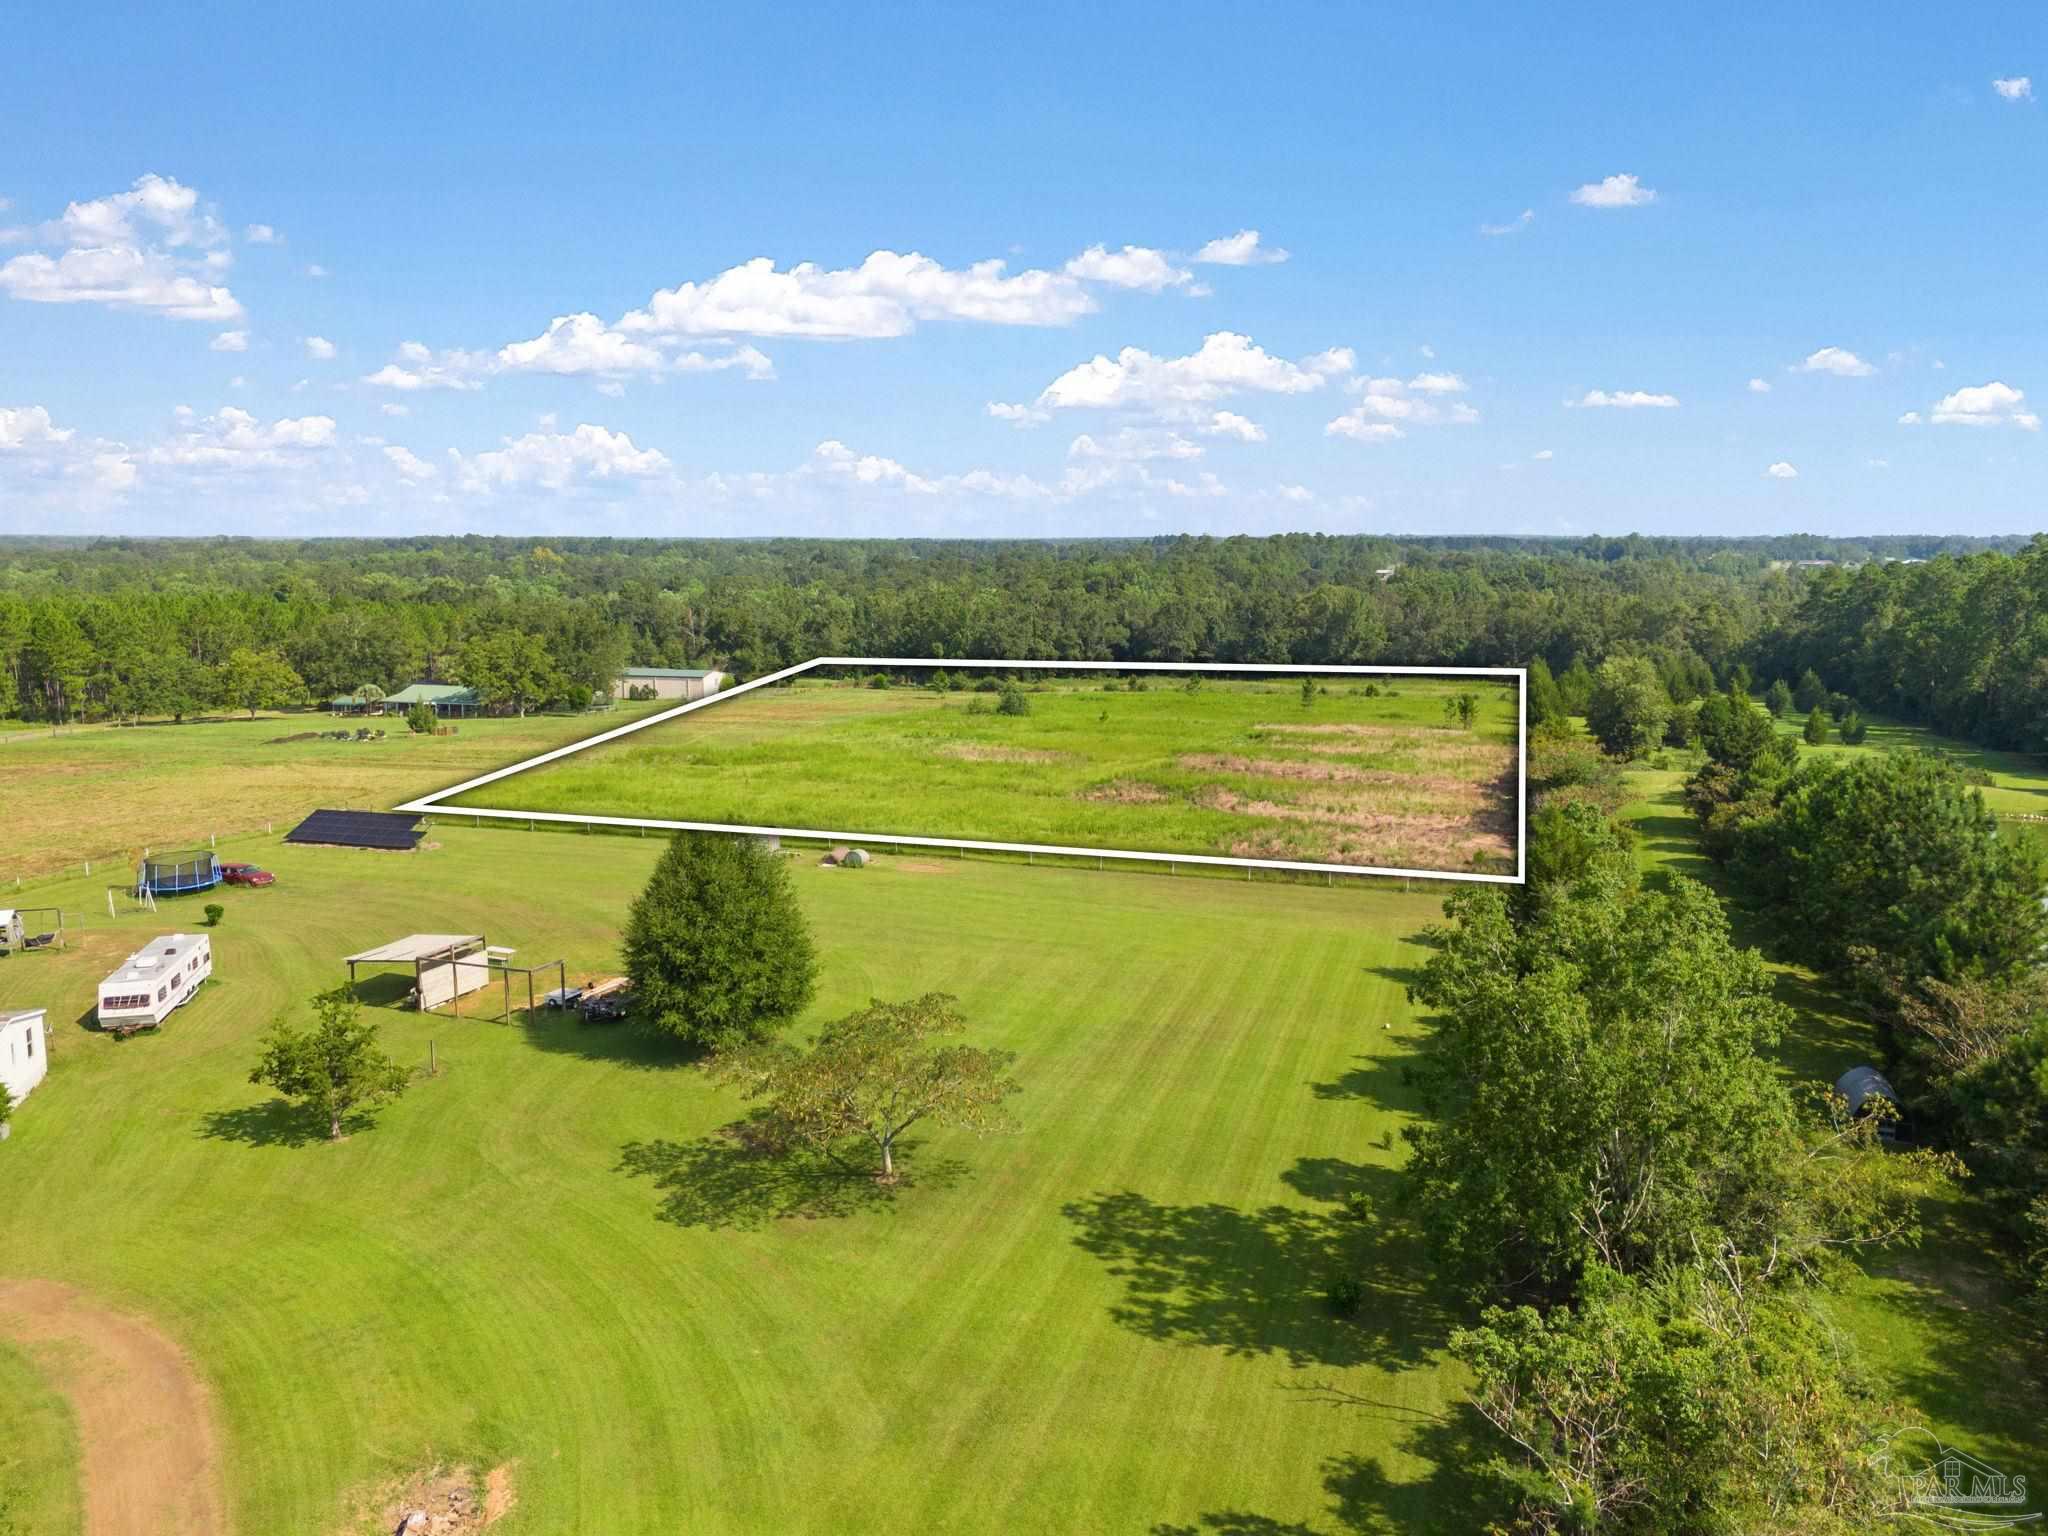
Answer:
343, 934, 566, 1022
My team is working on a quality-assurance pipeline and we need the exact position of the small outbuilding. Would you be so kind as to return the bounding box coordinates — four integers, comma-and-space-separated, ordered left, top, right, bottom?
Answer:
0, 1007, 48, 1107
820, 846, 870, 868
613, 667, 726, 703
1835, 1065, 1903, 1141
345, 933, 494, 1011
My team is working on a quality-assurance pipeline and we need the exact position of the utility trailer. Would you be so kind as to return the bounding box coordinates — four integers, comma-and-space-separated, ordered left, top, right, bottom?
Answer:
577, 977, 633, 1025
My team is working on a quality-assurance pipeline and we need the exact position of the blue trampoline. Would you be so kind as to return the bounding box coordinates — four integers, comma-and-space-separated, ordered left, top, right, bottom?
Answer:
138, 849, 222, 896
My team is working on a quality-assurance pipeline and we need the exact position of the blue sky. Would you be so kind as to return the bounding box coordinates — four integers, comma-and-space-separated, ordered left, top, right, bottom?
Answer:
2, 4, 2042, 538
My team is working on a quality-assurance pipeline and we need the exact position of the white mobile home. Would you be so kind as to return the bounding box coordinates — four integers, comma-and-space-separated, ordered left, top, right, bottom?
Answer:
0, 1008, 48, 1105
96, 933, 213, 1033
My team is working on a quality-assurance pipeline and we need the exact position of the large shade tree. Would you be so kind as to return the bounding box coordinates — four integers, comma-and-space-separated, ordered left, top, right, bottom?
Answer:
710, 992, 1020, 1180
624, 831, 818, 1047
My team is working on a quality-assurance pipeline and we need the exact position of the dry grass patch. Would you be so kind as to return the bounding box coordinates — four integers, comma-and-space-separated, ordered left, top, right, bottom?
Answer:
341, 1461, 518, 1535
1079, 778, 1170, 804
938, 743, 1074, 765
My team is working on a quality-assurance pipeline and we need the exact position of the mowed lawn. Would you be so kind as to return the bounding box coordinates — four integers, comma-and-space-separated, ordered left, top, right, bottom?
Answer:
0, 706, 661, 883
0, 828, 1465, 1535
450, 676, 1520, 876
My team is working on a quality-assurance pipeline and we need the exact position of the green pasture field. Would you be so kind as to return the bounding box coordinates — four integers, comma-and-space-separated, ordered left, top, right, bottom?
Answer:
1, 827, 1472, 1534
445, 675, 1521, 876
1, 701, 2041, 1532
0, 705, 661, 884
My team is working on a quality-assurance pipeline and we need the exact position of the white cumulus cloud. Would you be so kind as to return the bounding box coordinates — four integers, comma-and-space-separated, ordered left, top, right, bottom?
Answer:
1921, 380, 2039, 430
618, 250, 1094, 341
1064, 244, 1194, 292
1993, 76, 2034, 101
382, 445, 438, 482
1200, 411, 1267, 442
1765, 461, 1798, 479
1325, 374, 1480, 441
456, 422, 671, 492
1569, 174, 1657, 208
1480, 209, 1535, 237
1570, 389, 1679, 409
1795, 346, 1875, 377
1036, 331, 1351, 414
211, 330, 248, 352
0, 404, 75, 450
1192, 230, 1288, 266
1748, 377, 1771, 393
987, 400, 1052, 428
304, 335, 336, 360
1067, 428, 1204, 463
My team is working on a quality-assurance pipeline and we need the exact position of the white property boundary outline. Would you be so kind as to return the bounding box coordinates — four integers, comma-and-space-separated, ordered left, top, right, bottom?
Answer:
398, 658, 1528, 886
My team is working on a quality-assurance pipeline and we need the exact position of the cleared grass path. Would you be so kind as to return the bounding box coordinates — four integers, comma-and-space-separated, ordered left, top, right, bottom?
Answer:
0, 1280, 224, 1536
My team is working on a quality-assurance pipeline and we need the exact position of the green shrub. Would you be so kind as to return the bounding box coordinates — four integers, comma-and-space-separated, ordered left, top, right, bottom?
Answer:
405, 699, 436, 735
1803, 708, 1829, 746
964, 696, 991, 716
974, 676, 1002, 693
1324, 1273, 1366, 1317
928, 670, 951, 692
1182, 675, 1202, 694
1127, 675, 1150, 692
996, 683, 1031, 717
866, 673, 890, 690
1839, 710, 1868, 745
0, 1080, 13, 1129
204, 903, 224, 927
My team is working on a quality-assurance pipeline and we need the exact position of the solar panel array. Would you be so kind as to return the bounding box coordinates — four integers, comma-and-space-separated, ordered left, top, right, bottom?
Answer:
284, 809, 425, 850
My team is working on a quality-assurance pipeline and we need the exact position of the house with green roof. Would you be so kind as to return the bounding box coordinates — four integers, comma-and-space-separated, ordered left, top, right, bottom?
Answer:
331, 682, 481, 717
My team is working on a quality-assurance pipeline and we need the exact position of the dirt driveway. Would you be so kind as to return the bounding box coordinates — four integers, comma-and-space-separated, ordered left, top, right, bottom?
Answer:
0, 1277, 226, 1535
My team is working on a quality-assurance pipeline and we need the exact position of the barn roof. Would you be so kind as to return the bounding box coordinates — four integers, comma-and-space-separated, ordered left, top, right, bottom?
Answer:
343, 934, 485, 965
1835, 1065, 1898, 1116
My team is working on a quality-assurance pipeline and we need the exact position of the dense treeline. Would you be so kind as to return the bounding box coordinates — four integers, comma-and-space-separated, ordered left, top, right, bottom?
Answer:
1760, 542, 2048, 751
3, 531, 2002, 724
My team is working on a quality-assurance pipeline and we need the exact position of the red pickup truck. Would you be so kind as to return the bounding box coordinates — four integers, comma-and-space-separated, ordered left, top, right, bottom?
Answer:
218, 862, 276, 887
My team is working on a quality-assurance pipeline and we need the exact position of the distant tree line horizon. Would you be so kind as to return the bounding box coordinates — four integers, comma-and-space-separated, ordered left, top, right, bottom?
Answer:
2, 532, 2043, 752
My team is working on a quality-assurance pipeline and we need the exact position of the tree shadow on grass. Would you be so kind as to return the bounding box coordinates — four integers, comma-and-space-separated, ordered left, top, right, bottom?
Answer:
1149, 1405, 1501, 1535
618, 1116, 968, 1230
1062, 1161, 1447, 1371
196, 1097, 331, 1148
1859, 1197, 2048, 1483
1307, 1054, 1417, 1110
519, 1006, 708, 1071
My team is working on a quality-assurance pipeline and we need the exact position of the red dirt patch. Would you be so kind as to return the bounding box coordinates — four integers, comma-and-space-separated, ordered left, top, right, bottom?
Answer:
0, 1277, 226, 1536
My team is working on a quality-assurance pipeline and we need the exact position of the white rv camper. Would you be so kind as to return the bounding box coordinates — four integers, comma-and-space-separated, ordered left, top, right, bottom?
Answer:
96, 933, 213, 1035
